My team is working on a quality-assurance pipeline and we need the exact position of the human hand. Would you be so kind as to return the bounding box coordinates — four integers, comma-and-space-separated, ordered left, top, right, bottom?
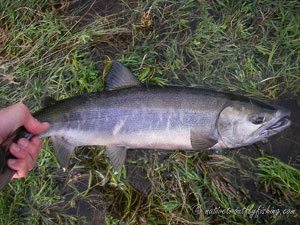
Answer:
0, 103, 49, 178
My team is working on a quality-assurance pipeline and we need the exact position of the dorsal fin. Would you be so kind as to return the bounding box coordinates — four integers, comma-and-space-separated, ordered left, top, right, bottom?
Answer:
105, 61, 142, 91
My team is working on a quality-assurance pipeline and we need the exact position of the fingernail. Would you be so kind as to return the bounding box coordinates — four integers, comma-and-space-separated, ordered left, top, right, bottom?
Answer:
9, 159, 16, 164
19, 139, 28, 148
11, 143, 20, 152
32, 138, 41, 146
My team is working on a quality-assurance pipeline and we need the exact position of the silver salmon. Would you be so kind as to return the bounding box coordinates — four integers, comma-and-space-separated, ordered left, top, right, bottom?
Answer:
0, 61, 291, 190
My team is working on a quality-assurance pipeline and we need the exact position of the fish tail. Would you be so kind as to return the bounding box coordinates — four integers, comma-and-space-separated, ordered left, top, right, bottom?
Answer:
0, 166, 15, 191
0, 127, 34, 191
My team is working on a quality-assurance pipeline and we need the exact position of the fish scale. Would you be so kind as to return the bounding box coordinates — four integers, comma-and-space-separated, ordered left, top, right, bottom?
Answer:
34, 87, 226, 148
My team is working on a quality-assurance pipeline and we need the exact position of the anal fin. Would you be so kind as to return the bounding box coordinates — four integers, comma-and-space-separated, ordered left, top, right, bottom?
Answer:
106, 146, 127, 172
51, 136, 75, 169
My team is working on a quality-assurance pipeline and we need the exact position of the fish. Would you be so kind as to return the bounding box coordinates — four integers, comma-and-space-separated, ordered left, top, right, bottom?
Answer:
0, 61, 291, 190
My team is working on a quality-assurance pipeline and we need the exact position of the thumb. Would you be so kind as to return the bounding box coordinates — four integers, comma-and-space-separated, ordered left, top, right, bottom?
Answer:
0, 103, 49, 137
24, 117, 49, 134
17, 104, 49, 134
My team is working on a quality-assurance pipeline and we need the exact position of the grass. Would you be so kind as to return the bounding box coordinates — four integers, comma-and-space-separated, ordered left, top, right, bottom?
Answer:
0, 0, 299, 224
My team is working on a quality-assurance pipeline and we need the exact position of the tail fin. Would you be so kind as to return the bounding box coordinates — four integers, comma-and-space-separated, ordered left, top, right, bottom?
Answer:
0, 127, 33, 191
0, 166, 15, 190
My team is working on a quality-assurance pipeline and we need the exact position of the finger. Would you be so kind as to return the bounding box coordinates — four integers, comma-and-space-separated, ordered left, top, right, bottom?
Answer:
31, 136, 43, 149
9, 139, 36, 163
8, 137, 43, 179
9, 143, 27, 159
8, 141, 36, 176
18, 137, 43, 162
8, 158, 31, 178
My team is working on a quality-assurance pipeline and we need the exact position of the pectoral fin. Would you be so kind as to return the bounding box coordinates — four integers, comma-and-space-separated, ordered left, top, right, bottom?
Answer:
190, 128, 217, 150
106, 146, 127, 172
51, 136, 76, 169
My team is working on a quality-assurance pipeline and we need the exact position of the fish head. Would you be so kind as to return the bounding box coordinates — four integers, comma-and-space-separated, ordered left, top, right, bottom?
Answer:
216, 100, 291, 148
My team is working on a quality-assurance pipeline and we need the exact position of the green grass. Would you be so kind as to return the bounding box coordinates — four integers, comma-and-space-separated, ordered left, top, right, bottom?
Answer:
0, 0, 299, 224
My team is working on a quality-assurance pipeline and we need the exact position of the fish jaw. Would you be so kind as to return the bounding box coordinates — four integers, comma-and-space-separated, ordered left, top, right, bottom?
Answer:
256, 108, 291, 139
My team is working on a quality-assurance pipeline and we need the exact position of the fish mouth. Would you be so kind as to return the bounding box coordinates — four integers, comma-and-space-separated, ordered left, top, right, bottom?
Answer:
259, 110, 291, 137
269, 116, 290, 130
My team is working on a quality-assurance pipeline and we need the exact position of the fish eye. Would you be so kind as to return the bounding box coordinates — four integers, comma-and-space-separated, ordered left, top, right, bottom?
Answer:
250, 115, 265, 125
